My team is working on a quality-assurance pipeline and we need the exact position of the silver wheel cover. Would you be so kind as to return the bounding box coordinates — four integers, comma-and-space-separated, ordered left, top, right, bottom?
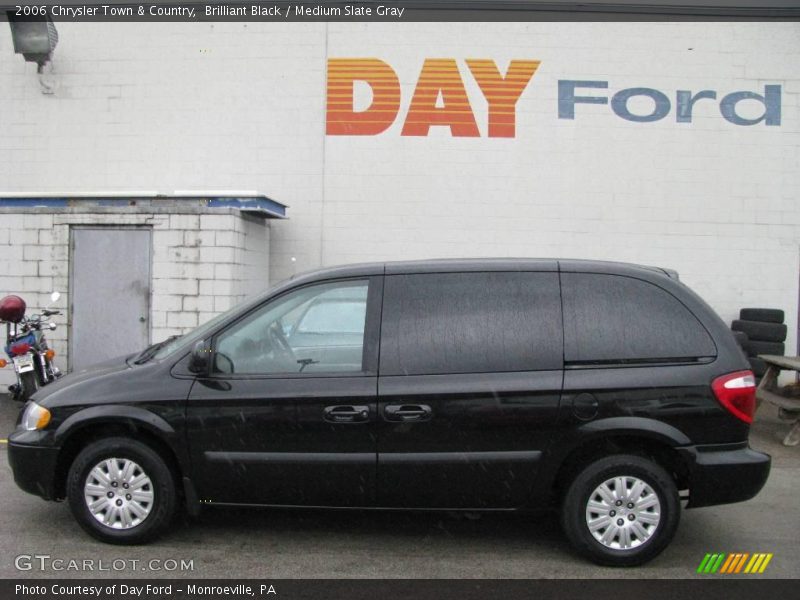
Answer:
84, 458, 154, 530
585, 476, 662, 550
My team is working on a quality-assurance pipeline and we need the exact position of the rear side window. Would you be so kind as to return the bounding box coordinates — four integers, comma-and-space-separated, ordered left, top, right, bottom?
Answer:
380, 272, 562, 376
561, 273, 716, 364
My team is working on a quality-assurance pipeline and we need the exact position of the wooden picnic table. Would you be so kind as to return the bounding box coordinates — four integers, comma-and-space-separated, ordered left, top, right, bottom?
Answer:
755, 355, 800, 447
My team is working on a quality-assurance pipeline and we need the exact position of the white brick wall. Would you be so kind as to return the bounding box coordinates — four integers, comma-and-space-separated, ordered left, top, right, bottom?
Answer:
234, 216, 271, 301
0, 22, 799, 384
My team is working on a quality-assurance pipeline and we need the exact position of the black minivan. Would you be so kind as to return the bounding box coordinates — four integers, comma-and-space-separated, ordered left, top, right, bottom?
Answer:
8, 259, 770, 566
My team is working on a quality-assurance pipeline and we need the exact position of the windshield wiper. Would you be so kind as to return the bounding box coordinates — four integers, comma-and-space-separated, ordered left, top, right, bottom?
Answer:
133, 335, 181, 364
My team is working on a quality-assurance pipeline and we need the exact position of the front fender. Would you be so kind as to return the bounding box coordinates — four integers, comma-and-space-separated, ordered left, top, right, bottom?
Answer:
53, 404, 189, 472
54, 404, 176, 443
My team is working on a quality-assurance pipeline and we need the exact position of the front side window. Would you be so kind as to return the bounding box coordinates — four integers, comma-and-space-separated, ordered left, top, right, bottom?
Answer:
214, 280, 369, 375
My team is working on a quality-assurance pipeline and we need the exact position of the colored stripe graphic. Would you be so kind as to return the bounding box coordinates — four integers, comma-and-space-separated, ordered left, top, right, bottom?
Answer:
734, 553, 749, 573
720, 554, 736, 573
758, 554, 773, 573
698, 553, 772, 574
750, 554, 765, 573
722, 553, 745, 573
698, 553, 726, 573
710, 553, 726, 573
697, 553, 712, 573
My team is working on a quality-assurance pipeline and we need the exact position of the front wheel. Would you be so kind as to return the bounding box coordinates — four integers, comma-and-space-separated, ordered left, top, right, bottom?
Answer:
67, 437, 177, 544
561, 454, 680, 566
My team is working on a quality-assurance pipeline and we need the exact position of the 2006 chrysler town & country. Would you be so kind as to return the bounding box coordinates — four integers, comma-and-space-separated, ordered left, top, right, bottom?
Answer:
8, 259, 770, 566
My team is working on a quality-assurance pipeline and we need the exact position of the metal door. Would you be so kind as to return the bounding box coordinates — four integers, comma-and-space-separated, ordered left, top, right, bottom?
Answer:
70, 227, 151, 371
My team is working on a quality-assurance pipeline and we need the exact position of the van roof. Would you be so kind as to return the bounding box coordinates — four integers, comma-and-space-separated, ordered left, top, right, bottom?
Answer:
289, 258, 679, 283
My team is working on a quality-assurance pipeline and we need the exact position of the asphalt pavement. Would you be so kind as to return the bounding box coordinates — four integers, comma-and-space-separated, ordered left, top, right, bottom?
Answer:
0, 396, 797, 579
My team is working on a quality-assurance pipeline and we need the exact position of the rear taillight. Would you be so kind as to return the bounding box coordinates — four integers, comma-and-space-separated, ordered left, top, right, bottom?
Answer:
712, 370, 757, 424
9, 342, 31, 356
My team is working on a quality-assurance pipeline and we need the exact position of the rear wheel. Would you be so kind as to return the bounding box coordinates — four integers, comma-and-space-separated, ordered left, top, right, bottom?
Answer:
561, 454, 680, 566
17, 371, 39, 402
67, 437, 176, 544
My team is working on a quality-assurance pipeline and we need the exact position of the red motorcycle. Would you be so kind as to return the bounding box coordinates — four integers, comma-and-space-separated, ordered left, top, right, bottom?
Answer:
0, 292, 63, 402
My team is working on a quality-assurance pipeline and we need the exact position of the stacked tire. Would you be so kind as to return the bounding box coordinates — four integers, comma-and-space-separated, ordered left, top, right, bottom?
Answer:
731, 308, 786, 379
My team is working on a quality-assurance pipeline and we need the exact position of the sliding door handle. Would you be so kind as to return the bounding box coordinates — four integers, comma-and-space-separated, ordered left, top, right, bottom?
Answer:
384, 404, 432, 422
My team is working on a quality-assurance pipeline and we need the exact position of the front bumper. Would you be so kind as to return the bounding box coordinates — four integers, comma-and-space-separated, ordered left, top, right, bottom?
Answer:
679, 443, 771, 508
7, 435, 61, 501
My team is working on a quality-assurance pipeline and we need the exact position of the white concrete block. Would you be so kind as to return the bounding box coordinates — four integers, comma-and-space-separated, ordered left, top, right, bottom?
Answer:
152, 278, 198, 296
167, 311, 199, 329
200, 246, 236, 264
169, 215, 200, 230
200, 214, 235, 231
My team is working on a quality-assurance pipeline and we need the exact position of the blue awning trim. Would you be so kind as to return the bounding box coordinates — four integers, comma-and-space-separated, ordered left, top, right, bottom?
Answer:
206, 197, 286, 218
0, 198, 69, 208
0, 195, 287, 219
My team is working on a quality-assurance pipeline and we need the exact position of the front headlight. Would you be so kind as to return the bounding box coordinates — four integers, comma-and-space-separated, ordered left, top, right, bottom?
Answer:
22, 402, 51, 431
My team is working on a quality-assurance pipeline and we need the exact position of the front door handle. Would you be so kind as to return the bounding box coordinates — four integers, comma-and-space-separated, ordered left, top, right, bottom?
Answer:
384, 404, 432, 422
323, 405, 370, 423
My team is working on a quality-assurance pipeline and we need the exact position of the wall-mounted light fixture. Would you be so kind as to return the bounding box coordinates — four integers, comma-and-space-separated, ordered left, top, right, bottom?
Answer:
7, 13, 59, 93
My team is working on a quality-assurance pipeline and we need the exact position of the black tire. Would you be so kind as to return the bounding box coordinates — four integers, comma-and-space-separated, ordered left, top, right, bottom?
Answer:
740, 308, 784, 324
18, 371, 39, 402
743, 340, 784, 357
748, 357, 767, 378
731, 331, 749, 347
561, 454, 680, 567
731, 320, 787, 343
67, 437, 176, 544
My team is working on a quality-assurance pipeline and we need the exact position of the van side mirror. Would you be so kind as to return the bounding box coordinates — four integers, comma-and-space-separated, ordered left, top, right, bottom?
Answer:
188, 340, 211, 374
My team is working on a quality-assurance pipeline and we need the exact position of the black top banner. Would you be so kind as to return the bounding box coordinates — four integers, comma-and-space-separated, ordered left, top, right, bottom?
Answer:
1, 1, 799, 22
